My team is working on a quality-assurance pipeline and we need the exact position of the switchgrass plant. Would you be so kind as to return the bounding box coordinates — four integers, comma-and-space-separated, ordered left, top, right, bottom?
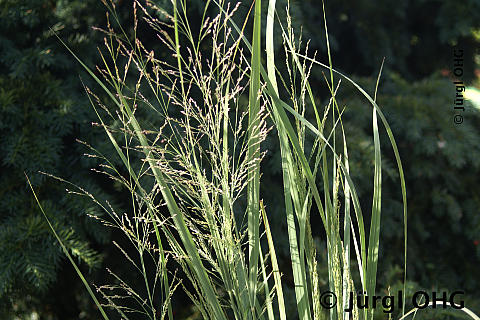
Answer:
26, 0, 480, 319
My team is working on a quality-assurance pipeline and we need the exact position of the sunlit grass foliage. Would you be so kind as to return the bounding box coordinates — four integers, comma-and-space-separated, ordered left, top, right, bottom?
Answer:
27, 0, 480, 319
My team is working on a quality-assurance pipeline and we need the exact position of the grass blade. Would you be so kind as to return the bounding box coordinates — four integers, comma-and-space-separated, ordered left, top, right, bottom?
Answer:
247, 0, 263, 317
26, 174, 110, 320
365, 59, 384, 320
260, 200, 287, 320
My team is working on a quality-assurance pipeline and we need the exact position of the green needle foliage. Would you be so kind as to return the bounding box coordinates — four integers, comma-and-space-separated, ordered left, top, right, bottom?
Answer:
30, 0, 480, 320
0, 0, 122, 318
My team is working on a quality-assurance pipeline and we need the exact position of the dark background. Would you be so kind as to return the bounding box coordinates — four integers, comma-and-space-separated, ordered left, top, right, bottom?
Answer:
1, 0, 480, 319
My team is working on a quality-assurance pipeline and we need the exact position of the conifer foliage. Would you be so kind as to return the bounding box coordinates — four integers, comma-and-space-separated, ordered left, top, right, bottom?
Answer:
0, 0, 115, 317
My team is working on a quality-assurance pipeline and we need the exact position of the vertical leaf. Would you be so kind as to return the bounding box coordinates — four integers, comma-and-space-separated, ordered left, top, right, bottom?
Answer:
247, 0, 263, 317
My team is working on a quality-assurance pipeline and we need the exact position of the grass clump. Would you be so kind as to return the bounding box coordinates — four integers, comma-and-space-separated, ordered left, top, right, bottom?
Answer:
26, 0, 480, 319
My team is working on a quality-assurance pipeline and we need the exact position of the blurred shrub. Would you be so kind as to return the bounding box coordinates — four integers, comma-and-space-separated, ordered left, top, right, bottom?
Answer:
340, 71, 480, 317
285, 0, 480, 80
